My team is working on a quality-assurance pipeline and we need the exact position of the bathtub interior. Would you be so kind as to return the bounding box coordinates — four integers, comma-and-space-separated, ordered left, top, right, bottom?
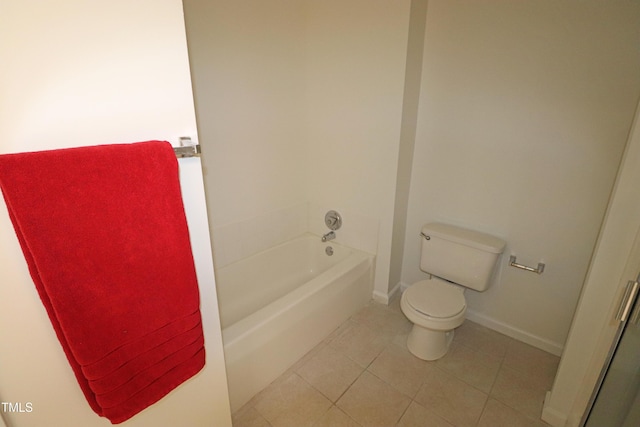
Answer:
215, 233, 354, 329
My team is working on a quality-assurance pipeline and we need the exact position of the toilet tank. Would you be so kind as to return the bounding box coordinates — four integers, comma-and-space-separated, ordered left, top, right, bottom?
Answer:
420, 223, 506, 292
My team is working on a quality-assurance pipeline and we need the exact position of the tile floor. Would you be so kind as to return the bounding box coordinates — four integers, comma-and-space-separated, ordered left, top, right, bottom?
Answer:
232, 297, 559, 427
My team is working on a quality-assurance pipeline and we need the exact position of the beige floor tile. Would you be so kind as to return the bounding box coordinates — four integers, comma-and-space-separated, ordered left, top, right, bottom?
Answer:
232, 406, 272, 427
414, 367, 488, 427
491, 366, 548, 420
392, 326, 411, 348
453, 321, 512, 359
350, 301, 410, 339
436, 342, 502, 393
234, 374, 289, 420
478, 398, 550, 427
295, 344, 364, 402
368, 344, 431, 397
253, 373, 331, 427
313, 406, 361, 427
330, 320, 388, 367
337, 371, 411, 427
324, 320, 354, 346
384, 321, 413, 349
236, 303, 561, 427
288, 340, 328, 374
502, 340, 559, 389
396, 401, 455, 427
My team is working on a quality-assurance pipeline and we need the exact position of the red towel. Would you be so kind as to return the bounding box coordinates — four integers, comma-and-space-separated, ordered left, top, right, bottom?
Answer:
0, 141, 206, 424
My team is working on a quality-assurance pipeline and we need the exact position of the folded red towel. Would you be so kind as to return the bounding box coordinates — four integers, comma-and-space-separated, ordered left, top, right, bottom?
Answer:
81, 310, 203, 380
0, 141, 206, 424
87, 319, 204, 394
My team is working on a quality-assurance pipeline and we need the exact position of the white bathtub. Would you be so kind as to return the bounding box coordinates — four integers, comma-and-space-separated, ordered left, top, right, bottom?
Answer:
215, 233, 374, 411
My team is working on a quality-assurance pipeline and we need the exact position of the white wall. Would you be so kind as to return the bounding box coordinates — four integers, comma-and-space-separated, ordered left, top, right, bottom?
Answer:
401, 0, 640, 354
304, 0, 411, 299
183, 0, 308, 230
0, 1, 231, 426
184, 0, 412, 298
183, 0, 309, 269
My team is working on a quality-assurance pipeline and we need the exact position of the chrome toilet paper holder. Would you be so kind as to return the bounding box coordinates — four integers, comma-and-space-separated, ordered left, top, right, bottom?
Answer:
509, 255, 545, 274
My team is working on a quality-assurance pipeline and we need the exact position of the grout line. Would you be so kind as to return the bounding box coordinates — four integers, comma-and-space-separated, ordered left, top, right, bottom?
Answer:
475, 399, 489, 427
487, 342, 507, 397
394, 400, 412, 426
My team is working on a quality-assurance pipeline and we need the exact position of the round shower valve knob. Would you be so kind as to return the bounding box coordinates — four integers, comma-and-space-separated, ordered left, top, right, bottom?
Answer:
325, 210, 342, 231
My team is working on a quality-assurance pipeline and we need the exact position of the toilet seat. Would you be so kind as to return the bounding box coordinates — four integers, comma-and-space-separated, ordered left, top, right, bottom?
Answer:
404, 279, 465, 319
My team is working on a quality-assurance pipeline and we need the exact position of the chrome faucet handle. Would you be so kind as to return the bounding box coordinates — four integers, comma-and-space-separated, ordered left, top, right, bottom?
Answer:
325, 210, 342, 231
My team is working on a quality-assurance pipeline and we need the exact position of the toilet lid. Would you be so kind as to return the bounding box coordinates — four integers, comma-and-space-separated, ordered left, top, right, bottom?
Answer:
405, 279, 466, 318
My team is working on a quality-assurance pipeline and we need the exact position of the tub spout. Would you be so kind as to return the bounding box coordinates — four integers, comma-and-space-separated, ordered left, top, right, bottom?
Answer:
321, 231, 335, 242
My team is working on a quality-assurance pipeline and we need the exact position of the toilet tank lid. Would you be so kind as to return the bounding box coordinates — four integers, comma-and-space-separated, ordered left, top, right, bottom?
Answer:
422, 223, 506, 254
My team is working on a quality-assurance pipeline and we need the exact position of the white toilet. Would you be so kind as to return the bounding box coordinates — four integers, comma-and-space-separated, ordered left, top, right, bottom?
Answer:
401, 223, 505, 361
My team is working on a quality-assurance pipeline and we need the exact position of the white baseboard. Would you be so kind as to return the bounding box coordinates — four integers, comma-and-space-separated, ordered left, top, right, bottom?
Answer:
373, 282, 403, 305
465, 309, 564, 356
399, 281, 411, 292
372, 289, 389, 304
542, 391, 569, 427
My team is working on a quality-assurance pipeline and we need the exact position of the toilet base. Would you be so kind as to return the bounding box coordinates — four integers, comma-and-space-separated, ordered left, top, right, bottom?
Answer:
406, 324, 455, 361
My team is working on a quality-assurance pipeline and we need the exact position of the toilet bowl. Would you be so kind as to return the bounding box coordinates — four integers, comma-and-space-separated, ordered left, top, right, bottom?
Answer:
400, 223, 505, 361
400, 278, 466, 360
